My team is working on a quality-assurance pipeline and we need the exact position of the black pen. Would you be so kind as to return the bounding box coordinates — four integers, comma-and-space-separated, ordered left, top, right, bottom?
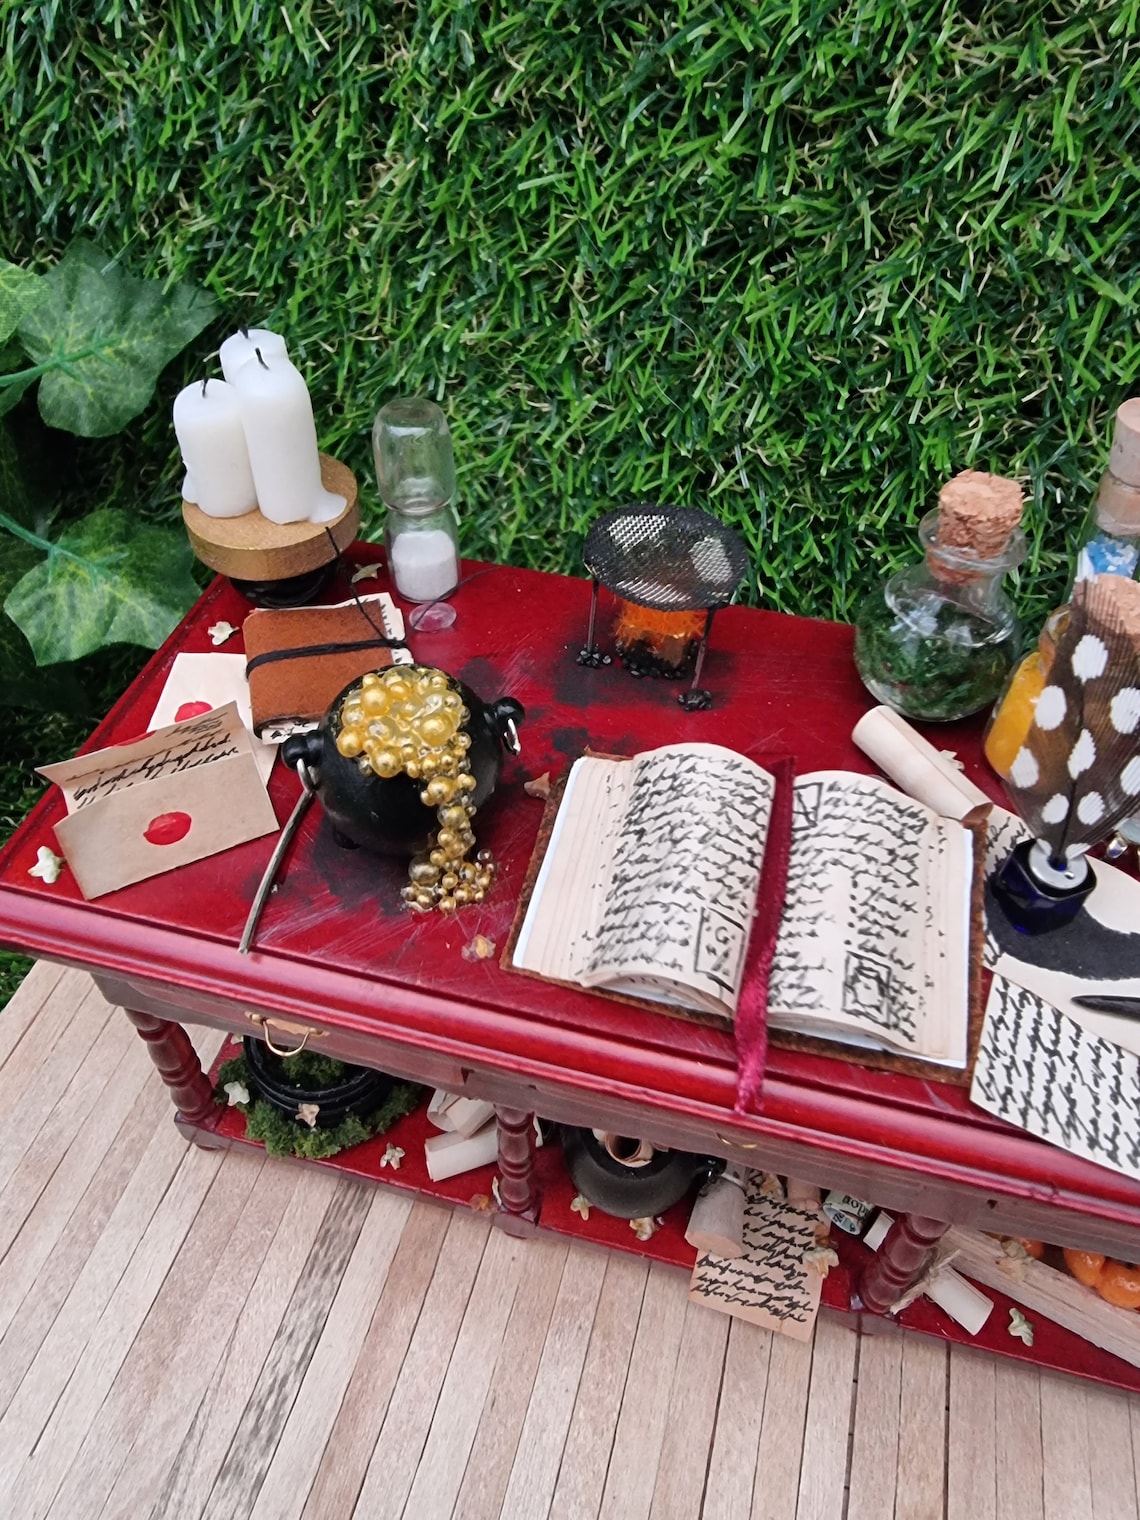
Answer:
1071, 994, 1140, 1021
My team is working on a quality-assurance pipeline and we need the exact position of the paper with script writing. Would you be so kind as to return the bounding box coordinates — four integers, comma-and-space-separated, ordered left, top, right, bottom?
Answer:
766, 772, 971, 1063
971, 975, 1140, 1182
512, 742, 775, 1018
148, 651, 276, 787
38, 703, 278, 899
577, 746, 774, 1005
689, 1179, 823, 1339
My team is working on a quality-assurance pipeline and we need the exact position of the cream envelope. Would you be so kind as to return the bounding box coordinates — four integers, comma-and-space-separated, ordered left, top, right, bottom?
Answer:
148, 651, 276, 787
38, 702, 279, 900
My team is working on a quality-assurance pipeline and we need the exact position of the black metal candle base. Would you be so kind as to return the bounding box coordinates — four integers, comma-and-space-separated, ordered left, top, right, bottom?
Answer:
230, 563, 336, 608
990, 839, 1095, 935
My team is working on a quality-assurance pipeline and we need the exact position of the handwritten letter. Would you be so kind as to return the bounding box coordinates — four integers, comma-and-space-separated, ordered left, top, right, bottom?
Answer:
689, 1177, 824, 1339
971, 976, 1140, 1182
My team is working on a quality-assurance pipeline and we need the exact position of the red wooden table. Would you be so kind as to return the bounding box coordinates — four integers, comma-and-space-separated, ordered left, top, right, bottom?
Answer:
2, 556, 1139, 1388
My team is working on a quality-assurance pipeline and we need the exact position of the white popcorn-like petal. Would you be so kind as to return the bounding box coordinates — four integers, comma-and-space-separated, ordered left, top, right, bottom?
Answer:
1110, 687, 1140, 735
1009, 747, 1040, 787
1077, 791, 1105, 825
1034, 685, 1066, 730
1071, 633, 1108, 681
1040, 793, 1069, 824
1068, 729, 1096, 778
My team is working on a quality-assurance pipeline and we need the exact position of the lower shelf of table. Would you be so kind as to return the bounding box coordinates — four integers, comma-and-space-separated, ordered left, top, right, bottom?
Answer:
195, 1036, 1140, 1395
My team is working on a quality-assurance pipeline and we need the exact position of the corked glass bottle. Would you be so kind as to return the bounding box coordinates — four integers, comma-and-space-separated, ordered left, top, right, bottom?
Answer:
1073, 398, 1140, 587
854, 471, 1026, 722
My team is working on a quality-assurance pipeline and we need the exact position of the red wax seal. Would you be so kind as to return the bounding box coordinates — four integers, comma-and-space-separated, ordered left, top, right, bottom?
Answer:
175, 701, 213, 721
144, 812, 193, 846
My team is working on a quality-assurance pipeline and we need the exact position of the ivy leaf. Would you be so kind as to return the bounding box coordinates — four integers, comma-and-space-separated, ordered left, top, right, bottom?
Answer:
0, 259, 45, 346
4, 508, 199, 664
0, 540, 88, 710
0, 339, 33, 421
17, 240, 216, 438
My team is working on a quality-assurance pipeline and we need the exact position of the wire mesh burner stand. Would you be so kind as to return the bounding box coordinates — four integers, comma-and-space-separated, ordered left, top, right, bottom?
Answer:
577, 505, 750, 710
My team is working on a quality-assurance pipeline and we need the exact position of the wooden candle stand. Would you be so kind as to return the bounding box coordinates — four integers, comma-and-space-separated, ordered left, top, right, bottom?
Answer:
182, 454, 360, 585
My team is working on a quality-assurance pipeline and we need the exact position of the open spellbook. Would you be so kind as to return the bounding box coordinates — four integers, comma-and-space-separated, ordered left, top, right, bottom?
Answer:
508, 742, 974, 1067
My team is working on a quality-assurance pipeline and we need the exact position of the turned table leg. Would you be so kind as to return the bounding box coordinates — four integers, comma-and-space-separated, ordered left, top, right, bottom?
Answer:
494, 1106, 540, 1236
125, 1009, 217, 1128
859, 1212, 950, 1315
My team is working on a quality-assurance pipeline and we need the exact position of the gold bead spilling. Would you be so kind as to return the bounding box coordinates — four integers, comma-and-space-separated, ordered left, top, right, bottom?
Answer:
334, 666, 496, 912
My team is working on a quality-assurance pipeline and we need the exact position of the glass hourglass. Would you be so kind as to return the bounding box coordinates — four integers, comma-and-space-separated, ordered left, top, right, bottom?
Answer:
372, 398, 460, 631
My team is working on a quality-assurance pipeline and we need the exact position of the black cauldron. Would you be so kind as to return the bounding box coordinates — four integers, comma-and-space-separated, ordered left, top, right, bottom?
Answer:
281, 666, 523, 857
243, 1037, 392, 1128
560, 1126, 721, 1219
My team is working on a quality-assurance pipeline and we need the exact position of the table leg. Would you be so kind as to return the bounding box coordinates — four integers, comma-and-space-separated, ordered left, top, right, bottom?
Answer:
494, 1106, 540, 1236
125, 1009, 218, 1129
859, 1213, 950, 1315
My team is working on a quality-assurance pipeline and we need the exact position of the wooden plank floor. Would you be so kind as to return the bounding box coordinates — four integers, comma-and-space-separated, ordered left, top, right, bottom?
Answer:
1, 964, 1139, 1520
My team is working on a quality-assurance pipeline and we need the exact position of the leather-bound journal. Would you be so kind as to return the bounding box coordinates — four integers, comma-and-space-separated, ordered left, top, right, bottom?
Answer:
243, 594, 411, 740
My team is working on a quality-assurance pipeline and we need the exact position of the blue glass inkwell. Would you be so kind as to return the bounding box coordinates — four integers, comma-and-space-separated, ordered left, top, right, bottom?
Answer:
990, 840, 1094, 935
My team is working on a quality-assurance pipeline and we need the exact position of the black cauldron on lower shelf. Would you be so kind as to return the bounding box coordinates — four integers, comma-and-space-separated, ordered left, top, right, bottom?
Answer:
280, 666, 524, 857
243, 1037, 391, 1128
560, 1126, 722, 1218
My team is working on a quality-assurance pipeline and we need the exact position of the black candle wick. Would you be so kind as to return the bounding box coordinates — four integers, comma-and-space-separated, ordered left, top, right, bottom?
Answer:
255, 347, 269, 369
239, 324, 250, 338
201, 376, 209, 396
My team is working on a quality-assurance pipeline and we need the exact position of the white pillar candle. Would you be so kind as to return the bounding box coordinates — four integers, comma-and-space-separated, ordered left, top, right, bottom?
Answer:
172, 379, 258, 518
231, 352, 346, 525
390, 529, 459, 602
218, 327, 288, 385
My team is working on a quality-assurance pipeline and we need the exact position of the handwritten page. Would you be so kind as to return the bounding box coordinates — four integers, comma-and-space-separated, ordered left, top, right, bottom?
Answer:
579, 746, 774, 1008
971, 975, 1140, 1182
148, 651, 276, 787
689, 1177, 824, 1339
767, 772, 971, 1062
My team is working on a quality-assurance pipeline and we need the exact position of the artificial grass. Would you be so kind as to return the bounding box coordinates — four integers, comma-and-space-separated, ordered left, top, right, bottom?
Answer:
3, 2, 1137, 635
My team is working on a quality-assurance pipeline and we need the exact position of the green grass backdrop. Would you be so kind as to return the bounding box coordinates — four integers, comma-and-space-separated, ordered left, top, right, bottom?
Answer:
5, 0, 1140, 629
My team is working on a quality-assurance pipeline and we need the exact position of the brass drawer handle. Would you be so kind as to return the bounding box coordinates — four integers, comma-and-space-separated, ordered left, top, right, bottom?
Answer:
245, 1012, 327, 1058
716, 1133, 761, 1150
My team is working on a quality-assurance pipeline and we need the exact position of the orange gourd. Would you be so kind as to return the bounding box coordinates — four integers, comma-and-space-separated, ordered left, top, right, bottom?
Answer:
1063, 1248, 1106, 1287
1062, 1248, 1140, 1308
1098, 1260, 1140, 1310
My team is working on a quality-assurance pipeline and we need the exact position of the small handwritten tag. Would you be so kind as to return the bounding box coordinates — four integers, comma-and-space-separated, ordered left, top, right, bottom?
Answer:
689, 1176, 824, 1340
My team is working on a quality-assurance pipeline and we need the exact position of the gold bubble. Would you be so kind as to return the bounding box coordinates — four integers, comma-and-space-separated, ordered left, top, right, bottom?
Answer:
429, 848, 447, 868
457, 774, 477, 793
414, 891, 435, 909
336, 728, 364, 758
405, 760, 421, 779
418, 712, 458, 748
454, 886, 471, 904
428, 672, 450, 692
454, 732, 472, 752
384, 675, 411, 701
361, 684, 391, 717
436, 828, 459, 850
441, 872, 459, 891
476, 849, 493, 864
409, 858, 440, 885
425, 777, 456, 806
439, 895, 457, 912
361, 671, 381, 688
439, 804, 468, 830
371, 749, 401, 779
342, 701, 365, 728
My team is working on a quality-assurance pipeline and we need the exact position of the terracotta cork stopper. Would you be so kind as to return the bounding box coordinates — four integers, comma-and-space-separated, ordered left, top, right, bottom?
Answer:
1108, 399, 1140, 487
1085, 568, 1140, 647
936, 470, 1025, 561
